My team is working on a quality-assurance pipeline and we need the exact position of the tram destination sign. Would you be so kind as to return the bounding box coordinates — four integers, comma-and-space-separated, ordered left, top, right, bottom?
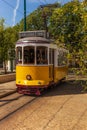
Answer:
19, 30, 49, 39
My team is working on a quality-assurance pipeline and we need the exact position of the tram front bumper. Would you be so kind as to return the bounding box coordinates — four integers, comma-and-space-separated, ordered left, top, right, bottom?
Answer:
16, 80, 48, 87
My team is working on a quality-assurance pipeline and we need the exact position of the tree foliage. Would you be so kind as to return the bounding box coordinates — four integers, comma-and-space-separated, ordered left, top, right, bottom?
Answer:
49, 0, 87, 89
0, 19, 18, 73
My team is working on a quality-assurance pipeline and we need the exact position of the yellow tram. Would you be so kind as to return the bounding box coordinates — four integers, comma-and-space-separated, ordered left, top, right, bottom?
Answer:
16, 30, 68, 95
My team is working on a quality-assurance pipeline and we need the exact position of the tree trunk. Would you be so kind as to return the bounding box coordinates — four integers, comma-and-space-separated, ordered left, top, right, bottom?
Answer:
3, 61, 7, 74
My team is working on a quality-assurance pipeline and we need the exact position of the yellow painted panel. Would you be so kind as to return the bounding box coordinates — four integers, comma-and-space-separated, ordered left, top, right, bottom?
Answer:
16, 65, 50, 85
16, 65, 68, 86
54, 66, 68, 82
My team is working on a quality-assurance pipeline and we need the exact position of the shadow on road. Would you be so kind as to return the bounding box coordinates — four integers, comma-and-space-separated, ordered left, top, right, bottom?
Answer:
43, 81, 87, 97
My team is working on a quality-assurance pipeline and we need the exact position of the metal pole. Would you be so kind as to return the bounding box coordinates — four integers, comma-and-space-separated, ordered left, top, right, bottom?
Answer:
24, 0, 26, 31
42, 11, 48, 38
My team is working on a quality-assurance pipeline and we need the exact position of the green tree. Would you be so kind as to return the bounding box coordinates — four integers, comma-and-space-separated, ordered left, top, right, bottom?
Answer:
49, 1, 87, 89
0, 19, 17, 73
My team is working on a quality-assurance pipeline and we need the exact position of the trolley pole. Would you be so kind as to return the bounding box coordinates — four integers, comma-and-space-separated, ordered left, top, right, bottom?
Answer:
40, 3, 59, 38
24, 0, 26, 31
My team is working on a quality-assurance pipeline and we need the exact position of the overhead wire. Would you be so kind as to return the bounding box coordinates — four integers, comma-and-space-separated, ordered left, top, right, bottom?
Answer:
26, 0, 46, 16
0, 0, 24, 26
1, 0, 23, 16
43, 0, 48, 4
0, 0, 72, 26
38, 0, 46, 5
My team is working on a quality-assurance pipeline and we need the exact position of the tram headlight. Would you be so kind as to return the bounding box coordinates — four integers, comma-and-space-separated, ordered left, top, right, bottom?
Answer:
26, 75, 32, 80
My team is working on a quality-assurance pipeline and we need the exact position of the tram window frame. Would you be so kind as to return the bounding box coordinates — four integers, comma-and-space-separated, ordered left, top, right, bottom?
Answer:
16, 47, 22, 64
49, 48, 54, 64
49, 48, 51, 64
36, 46, 48, 65
23, 46, 35, 64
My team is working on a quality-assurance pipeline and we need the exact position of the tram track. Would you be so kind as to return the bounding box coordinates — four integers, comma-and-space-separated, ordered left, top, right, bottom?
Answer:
0, 82, 59, 122
0, 94, 23, 107
0, 81, 87, 130
0, 92, 38, 122
0, 86, 55, 122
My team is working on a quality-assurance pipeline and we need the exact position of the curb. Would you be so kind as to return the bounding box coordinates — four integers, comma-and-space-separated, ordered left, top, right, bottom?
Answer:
0, 73, 15, 83
0, 90, 17, 99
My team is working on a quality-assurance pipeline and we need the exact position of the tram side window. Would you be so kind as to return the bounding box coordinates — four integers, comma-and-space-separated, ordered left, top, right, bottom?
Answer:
36, 46, 48, 64
58, 51, 67, 66
24, 46, 35, 64
16, 47, 22, 64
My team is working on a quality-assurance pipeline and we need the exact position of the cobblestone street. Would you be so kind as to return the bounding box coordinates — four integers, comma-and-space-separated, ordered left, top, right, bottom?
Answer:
0, 82, 87, 130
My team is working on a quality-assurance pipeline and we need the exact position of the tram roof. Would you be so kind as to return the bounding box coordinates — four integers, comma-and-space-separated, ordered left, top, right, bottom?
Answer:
16, 37, 51, 44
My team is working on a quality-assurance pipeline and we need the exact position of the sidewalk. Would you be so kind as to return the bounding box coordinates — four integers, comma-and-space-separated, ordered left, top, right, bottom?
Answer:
66, 74, 87, 81
0, 81, 16, 98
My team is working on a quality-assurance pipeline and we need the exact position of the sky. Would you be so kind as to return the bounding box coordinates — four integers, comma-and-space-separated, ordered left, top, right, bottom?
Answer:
0, 0, 72, 27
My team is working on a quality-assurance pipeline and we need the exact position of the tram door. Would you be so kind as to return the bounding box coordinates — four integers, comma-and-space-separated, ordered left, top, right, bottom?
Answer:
49, 49, 55, 81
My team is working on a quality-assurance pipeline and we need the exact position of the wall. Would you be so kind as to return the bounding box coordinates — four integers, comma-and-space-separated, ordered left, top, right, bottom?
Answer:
0, 73, 16, 83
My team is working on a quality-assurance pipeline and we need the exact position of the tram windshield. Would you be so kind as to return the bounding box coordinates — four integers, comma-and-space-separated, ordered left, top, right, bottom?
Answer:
36, 46, 48, 64
16, 46, 48, 65
24, 46, 35, 64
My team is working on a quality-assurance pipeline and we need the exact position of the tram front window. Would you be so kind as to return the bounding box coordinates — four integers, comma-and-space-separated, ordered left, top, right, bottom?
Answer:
24, 46, 35, 64
36, 46, 48, 64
